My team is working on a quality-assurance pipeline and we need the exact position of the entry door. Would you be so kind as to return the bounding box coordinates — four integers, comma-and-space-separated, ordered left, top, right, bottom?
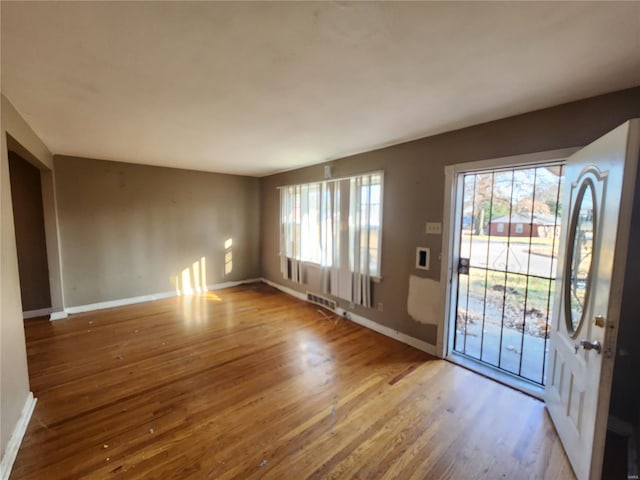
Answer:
450, 163, 564, 387
545, 120, 640, 480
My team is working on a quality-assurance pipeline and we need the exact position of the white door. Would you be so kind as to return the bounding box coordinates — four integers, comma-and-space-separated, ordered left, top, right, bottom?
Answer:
545, 119, 640, 480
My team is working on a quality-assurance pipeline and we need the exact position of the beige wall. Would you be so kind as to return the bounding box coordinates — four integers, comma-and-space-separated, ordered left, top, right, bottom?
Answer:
260, 87, 640, 346
8, 151, 52, 311
0, 95, 54, 458
54, 156, 260, 307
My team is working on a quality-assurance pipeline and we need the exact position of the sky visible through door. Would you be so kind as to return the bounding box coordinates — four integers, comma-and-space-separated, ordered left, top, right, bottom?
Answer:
453, 163, 565, 385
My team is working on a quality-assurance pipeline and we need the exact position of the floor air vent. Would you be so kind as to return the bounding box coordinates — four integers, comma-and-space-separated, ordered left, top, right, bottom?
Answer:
306, 292, 337, 311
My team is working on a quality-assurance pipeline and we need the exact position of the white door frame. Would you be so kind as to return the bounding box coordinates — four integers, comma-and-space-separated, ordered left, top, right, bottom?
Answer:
437, 147, 580, 364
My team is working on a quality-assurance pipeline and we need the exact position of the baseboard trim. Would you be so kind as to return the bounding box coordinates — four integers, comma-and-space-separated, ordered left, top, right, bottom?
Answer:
347, 310, 437, 356
64, 290, 178, 315
23, 308, 52, 319
261, 278, 437, 356
49, 311, 69, 321
54, 278, 263, 318
0, 393, 36, 480
207, 278, 262, 292
261, 278, 307, 302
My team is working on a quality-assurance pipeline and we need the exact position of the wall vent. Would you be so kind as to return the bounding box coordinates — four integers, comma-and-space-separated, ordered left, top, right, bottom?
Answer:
306, 291, 337, 311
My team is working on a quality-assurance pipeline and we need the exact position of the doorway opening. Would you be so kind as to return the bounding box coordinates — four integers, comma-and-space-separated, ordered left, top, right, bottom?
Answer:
447, 160, 565, 387
8, 150, 52, 317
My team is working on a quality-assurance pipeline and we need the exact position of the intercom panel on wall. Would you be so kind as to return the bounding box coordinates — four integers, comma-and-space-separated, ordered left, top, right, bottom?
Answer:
416, 247, 430, 270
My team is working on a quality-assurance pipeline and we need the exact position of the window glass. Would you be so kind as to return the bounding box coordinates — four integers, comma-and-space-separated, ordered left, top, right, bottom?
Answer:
281, 172, 383, 277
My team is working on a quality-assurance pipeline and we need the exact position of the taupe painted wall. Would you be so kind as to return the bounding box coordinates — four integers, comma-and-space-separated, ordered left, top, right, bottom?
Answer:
54, 156, 260, 307
0, 95, 54, 459
260, 87, 640, 346
8, 151, 52, 311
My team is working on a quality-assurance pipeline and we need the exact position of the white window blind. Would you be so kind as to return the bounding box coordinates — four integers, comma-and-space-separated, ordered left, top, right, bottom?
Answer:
279, 172, 383, 307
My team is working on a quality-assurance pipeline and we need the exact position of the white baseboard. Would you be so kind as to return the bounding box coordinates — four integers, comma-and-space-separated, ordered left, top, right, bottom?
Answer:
54, 278, 262, 318
23, 308, 52, 319
63, 290, 177, 315
261, 278, 307, 302
49, 311, 68, 321
261, 278, 437, 356
346, 309, 437, 356
1, 392, 36, 480
207, 278, 262, 292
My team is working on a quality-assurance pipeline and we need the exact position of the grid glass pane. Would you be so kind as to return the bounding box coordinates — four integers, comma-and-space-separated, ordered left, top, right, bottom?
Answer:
453, 164, 564, 385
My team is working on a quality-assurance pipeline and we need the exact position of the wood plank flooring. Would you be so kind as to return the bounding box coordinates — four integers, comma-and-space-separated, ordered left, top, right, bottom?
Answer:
11, 283, 574, 479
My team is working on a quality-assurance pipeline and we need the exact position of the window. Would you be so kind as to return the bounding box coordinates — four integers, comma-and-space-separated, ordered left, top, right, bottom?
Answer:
515, 223, 524, 234
497, 223, 505, 233
349, 173, 383, 276
280, 171, 383, 279
281, 183, 323, 264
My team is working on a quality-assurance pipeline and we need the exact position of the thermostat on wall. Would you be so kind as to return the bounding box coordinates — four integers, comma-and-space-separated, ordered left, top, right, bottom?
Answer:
416, 247, 430, 270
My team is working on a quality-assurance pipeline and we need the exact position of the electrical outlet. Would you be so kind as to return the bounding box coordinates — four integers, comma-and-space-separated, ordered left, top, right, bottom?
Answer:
426, 222, 442, 234
349, 302, 354, 309
377, 302, 384, 312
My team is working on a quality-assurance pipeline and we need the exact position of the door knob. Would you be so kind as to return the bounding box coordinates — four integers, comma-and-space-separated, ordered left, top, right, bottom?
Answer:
577, 339, 601, 354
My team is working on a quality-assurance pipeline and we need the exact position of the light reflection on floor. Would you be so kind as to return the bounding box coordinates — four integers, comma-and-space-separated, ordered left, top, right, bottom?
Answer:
176, 291, 222, 328
295, 332, 335, 390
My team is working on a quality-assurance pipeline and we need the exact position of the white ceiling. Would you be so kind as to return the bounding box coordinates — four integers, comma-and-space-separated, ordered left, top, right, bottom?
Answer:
2, 2, 639, 177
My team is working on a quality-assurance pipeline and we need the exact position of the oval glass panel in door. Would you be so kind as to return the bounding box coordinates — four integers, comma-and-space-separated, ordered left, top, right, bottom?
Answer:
564, 179, 596, 336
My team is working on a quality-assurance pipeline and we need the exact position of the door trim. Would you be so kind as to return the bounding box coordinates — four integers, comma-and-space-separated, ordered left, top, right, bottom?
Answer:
437, 147, 580, 360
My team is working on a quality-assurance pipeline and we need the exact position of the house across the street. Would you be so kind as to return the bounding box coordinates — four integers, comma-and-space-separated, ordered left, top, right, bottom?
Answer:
487, 213, 559, 238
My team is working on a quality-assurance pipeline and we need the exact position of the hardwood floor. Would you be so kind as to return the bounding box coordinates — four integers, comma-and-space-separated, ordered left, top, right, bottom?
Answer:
12, 283, 574, 479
